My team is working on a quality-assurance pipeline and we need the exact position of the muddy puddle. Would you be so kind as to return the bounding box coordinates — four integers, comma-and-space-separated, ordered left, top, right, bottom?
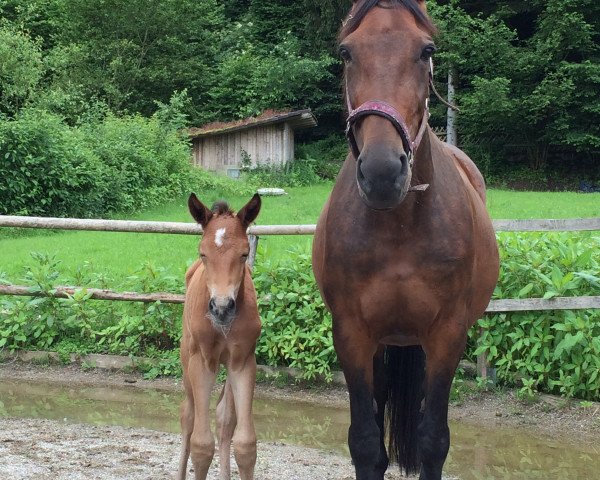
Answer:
1, 378, 598, 479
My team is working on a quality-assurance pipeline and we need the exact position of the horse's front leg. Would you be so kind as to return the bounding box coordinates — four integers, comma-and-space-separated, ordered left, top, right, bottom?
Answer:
334, 321, 381, 480
418, 323, 467, 480
188, 354, 218, 480
216, 379, 236, 479
372, 347, 389, 477
227, 354, 258, 480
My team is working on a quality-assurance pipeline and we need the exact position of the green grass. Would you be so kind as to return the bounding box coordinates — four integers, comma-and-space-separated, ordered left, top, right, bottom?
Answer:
0, 185, 332, 284
488, 190, 600, 219
0, 185, 598, 286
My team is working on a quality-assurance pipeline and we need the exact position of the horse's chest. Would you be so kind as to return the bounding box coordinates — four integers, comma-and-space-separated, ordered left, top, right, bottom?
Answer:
321, 222, 472, 322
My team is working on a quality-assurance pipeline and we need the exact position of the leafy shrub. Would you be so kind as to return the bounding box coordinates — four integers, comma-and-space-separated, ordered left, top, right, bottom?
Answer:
241, 158, 322, 187
2, 230, 599, 398
296, 134, 347, 180
0, 104, 250, 218
0, 253, 183, 362
471, 232, 600, 400
253, 248, 335, 381
0, 109, 106, 217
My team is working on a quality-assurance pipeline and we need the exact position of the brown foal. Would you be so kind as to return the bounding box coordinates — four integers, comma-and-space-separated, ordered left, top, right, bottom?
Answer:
177, 193, 262, 480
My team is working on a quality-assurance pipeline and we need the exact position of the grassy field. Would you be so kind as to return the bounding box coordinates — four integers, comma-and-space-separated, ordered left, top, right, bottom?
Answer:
0, 185, 598, 285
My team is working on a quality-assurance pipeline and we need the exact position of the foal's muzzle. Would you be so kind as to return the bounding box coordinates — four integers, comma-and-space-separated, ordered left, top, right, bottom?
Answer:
208, 297, 236, 326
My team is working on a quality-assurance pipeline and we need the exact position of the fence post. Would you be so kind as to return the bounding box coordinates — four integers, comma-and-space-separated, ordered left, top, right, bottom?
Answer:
247, 235, 259, 271
476, 326, 497, 385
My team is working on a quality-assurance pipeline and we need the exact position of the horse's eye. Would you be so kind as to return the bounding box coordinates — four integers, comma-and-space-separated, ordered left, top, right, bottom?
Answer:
200, 254, 207, 261
339, 46, 352, 62
420, 45, 436, 61
241, 253, 249, 262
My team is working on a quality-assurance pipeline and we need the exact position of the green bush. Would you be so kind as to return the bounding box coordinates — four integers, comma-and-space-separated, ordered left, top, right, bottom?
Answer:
296, 134, 347, 181
253, 248, 335, 381
471, 232, 600, 400
0, 253, 183, 362
0, 109, 105, 217
2, 232, 599, 398
0, 106, 250, 218
241, 158, 323, 187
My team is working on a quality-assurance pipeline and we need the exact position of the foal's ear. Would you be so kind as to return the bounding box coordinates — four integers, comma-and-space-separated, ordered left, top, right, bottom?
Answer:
237, 193, 261, 229
188, 193, 213, 228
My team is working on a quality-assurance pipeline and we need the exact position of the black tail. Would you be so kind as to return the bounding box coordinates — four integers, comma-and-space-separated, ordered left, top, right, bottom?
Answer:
384, 345, 426, 476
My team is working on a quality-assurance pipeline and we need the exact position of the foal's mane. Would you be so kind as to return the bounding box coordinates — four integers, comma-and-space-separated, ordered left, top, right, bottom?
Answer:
340, 0, 436, 39
211, 201, 234, 217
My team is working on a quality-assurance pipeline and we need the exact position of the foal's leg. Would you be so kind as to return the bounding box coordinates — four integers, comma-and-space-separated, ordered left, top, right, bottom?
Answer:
227, 355, 258, 480
216, 379, 236, 480
177, 389, 194, 480
188, 356, 218, 480
334, 322, 380, 480
418, 323, 467, 480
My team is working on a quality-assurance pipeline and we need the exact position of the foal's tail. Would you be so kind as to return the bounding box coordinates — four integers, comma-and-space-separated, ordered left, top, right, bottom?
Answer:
384, 345, 426, 476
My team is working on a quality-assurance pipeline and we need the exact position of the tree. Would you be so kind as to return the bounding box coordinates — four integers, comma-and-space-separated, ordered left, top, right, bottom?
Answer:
55, 0, 225, 121
0, 23, 44, 114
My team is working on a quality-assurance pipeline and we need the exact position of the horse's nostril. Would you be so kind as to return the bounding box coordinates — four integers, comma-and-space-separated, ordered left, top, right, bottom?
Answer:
399, 152, 409, 175
227, 298, 236, 311
209, 298, 217, 312
357, 160, 372, 194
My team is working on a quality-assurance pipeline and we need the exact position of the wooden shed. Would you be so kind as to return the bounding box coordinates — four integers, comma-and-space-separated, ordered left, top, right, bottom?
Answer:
188, 109, 317, 177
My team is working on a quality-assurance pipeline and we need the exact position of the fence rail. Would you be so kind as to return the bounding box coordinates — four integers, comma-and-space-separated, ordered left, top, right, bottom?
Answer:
1, 215, 599, 234
1, 285, 598, 312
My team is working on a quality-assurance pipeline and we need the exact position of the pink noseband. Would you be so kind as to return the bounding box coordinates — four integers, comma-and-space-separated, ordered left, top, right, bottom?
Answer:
345, 60, 433, 165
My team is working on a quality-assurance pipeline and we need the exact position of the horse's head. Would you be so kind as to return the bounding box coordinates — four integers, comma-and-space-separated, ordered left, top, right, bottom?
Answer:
341, 0, 436, 210
188, 193, 261, 328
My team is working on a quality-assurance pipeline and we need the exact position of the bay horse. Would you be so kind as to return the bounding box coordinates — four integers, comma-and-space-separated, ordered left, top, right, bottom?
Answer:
312, 1, 499, 479
178, 193, 262, 480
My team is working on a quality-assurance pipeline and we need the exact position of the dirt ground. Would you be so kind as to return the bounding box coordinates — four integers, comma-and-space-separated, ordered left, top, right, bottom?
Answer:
1, 362, 599, 479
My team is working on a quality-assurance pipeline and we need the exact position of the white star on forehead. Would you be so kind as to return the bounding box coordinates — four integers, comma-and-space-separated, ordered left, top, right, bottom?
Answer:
215, 228, 226, 247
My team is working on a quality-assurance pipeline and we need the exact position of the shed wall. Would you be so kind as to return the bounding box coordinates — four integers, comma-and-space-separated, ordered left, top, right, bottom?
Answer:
192, 123, 293, 174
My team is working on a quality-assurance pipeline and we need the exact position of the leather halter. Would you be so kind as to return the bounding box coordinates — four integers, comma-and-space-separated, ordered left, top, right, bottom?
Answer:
345, 58, 433, 166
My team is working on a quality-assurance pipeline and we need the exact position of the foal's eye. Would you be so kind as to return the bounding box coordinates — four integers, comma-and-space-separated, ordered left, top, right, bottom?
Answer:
241, 253, 249, 262
339, 46, 352, 62
420, 45, 436, 61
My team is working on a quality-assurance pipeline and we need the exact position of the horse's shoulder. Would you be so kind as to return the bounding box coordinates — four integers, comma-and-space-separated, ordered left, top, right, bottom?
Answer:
185, 260, 204, 287
441, 142, 487, 204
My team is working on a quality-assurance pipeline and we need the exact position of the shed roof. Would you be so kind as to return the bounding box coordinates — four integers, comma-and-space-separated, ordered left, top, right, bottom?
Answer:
189, 109, 317, 138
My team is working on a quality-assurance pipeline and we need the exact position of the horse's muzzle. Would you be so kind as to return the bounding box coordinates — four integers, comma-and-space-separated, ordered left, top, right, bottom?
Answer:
356, 146, 411, 210
208, 297, 236, 327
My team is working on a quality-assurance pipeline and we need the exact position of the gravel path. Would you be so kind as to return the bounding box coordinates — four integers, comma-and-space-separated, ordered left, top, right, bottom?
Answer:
2, 363, 599, 479
0, 417, 413, 480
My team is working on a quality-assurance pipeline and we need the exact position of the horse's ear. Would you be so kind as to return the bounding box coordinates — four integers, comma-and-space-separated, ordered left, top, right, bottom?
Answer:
237, 193, 261, 229
188, 193, 213, 228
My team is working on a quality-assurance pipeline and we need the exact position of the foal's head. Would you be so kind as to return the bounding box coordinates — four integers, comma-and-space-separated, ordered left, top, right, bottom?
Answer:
341, 0, 436, 209
188, 193, 261, 328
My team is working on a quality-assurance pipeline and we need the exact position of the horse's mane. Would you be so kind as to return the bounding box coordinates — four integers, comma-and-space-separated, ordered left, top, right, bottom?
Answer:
340, 0, 436, 39
211, 201, 234, 216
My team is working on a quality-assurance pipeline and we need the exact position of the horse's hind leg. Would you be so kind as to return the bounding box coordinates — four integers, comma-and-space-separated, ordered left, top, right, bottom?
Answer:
418, 323, 468, 480
177, 393, 194, 480
216, 379, 236, 479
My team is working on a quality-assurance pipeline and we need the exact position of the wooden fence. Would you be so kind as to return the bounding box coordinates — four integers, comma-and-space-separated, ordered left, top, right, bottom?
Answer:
1, 214, 599, 378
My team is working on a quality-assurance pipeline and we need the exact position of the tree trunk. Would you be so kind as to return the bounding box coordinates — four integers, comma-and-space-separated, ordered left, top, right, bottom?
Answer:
446, 68, 458, 146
